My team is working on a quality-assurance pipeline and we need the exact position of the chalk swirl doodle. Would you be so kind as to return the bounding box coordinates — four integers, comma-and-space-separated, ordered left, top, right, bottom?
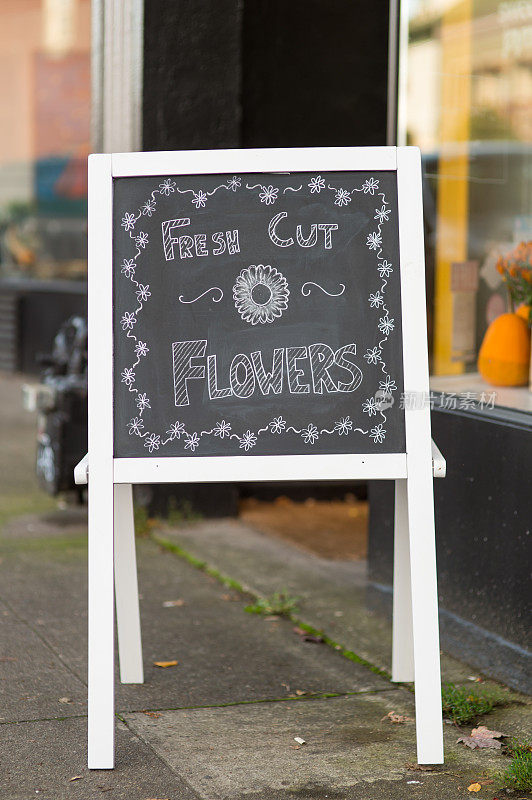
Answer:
301, 281, 346, 298
178, 287, 224, 304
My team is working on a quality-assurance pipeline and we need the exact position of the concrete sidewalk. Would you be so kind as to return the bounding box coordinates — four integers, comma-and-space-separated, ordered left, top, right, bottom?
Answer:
1, 373, 530, 799
1, 508, 530, 800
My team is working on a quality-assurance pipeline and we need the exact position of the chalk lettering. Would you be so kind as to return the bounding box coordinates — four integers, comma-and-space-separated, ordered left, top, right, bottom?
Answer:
162, 218, 191, 261
269, 213, 339, 249
334, 344, 363, 392
309, 343, 338, 394
172, 339, 207, 406
251, 349, 284, 395
286, 346, 310, 394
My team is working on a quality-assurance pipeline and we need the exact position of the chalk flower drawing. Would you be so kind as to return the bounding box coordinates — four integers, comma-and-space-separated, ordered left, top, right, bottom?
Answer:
334, 416, 353, 435
378, 261, 393, 278
370, 423, 386, 443
366, 231, 382, 251
142, 199, 156, 217
166, 421, 186, 440
184, 432, 200, 452
374, 206, 391, 223
159, 179, 176, 196
120, 312, 136, 330
301, 424, 319, 444
362, 397, 379, 417
227, 176, 241, 191
121, 367, 135, 386
233, 264, 290, 326
334, 188, 351, 207
121, 213, 137, 231
135, 283, 151, 303
213, 420, 231, 438
239, 430, 257, 451
270, 416, 286, 434
368, 290, 384, 308
379, 376, 397, 394
144, 433, 161, 453
135, 231, 149, 249
134, 340, 149, 358
136, 393, 151, 412
378, 316, 395, 336
362, 178, 379, 195
128, 417, 144, 435
308, 175, 326, 193
259, 185, 278, 205
192, 190, 207, 208
121, 259, 136, 278
364, 346, 382, 365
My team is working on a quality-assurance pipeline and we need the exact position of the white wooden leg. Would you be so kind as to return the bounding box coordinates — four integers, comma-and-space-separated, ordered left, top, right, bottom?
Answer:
406, 462, 444, 764
392, 478, 414, 682
114, 483, 144, 684
88, 474, 115, 769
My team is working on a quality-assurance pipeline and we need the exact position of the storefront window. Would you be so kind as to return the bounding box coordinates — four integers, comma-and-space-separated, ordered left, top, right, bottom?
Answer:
0, 0, 91, 282
400, 0, 532, 376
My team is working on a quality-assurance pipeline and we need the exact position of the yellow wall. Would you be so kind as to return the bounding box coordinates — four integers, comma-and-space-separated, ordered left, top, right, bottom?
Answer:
433, 0, 472, 375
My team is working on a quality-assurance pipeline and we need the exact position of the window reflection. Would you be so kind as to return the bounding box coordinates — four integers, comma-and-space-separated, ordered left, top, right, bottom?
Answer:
402, 0, 532, 375
0, 0, 91, 282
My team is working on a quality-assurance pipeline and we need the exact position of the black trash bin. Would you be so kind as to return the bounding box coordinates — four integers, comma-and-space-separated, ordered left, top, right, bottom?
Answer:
34, 316, 88, 495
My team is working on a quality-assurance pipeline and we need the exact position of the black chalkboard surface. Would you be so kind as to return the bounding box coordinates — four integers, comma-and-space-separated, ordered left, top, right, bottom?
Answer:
113, 171, 405, 458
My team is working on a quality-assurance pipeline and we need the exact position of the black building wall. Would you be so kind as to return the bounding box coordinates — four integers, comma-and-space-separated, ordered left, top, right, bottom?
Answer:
143, 0, 390, 151
141, 0, 390, 514
368, 405, 532, 694
143, 0, 242, 151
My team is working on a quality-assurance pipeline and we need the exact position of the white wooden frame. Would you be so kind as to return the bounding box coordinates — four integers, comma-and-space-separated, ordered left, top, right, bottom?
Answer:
85, 146, 443, 769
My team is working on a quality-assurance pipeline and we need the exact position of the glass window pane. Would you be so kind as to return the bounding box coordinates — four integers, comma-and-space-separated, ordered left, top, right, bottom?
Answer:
0, 0, 91, 282
402, 0, 532, 376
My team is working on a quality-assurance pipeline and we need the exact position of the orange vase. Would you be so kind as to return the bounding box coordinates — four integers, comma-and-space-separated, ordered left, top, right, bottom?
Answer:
477, 313, 531, 387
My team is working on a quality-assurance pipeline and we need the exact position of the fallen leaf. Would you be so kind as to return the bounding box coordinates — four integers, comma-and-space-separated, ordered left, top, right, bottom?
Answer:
381, 711, 413, 723
162, 599, 185, 607
295, 690, 307, 696
58, 697, 72, 704
153, 660, 178, 668
142, 710, 161, 718
405, 763, 438, 772
468, 783, 482, 792
69, 776, 83, 782
293, 627, 324, 644
457, 726, 505, 750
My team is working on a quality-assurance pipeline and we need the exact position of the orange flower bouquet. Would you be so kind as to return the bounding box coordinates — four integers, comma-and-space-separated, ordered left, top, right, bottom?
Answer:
496, 240, 532, 325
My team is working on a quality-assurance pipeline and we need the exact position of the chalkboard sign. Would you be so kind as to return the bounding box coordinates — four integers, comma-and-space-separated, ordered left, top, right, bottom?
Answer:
113, 169, 405, 458
89, 149, 445, 770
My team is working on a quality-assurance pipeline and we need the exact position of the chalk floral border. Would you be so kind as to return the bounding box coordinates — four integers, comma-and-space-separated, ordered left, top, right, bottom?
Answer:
117, 173, 398, 453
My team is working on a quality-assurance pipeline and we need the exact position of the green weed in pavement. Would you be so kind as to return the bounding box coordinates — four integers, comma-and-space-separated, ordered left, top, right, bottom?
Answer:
503, 737, 532, 791
441, 682, 512, 725
245, 591, 300, 618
